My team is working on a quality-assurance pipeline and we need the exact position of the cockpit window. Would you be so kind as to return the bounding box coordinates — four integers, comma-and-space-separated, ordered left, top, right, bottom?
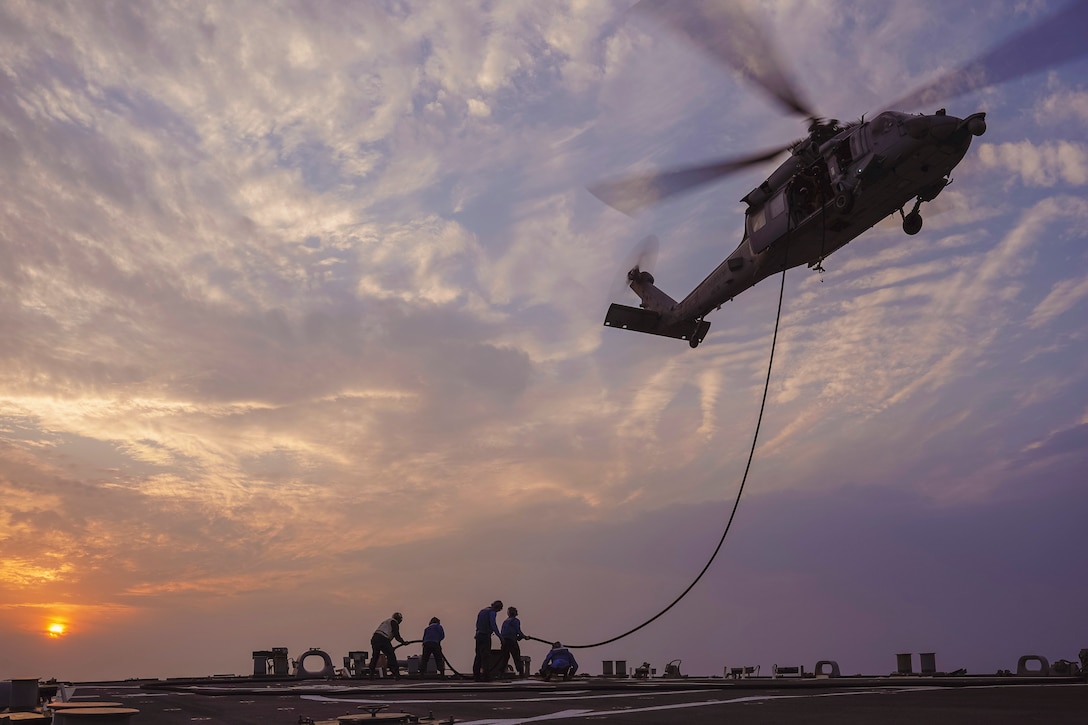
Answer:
872, 112, 900, 137
748, 207, 767, 234
768, 191, 786, 218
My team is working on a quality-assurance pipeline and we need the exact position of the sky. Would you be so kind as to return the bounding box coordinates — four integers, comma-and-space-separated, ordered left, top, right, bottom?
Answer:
2, 0, 1087, 683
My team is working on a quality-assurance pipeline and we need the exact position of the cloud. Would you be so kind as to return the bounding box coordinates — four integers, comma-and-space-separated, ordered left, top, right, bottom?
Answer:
1034, 87, 1088, 125
976, 141, 1088, 186
466, 98, 492, 118
1011, 421, 1088, 470
2, 0, 1087, 683
1028, 273, 1088, 327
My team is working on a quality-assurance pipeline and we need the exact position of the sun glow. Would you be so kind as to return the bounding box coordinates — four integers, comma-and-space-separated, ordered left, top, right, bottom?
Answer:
47, 622, 67, 638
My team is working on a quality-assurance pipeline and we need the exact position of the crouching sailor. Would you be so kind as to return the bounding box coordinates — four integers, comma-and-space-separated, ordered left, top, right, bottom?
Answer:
541, 641, 578, 681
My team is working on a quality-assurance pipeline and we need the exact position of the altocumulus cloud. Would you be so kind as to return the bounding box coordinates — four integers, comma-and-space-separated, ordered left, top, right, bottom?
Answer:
977, 140, 1088, 186
2, 0, 1087, 682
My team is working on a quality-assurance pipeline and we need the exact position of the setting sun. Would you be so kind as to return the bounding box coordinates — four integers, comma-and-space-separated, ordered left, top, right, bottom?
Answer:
47, 622, 67, 638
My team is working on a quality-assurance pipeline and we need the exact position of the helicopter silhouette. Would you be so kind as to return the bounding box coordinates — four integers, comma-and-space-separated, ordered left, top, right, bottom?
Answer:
593, 0, 1088, 348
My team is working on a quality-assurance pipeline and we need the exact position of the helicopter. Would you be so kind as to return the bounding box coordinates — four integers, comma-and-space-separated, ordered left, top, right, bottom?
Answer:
593, 0, 1088, 348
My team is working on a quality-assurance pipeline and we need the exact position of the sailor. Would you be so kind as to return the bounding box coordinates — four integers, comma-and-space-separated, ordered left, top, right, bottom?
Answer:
420, 616, 445, 676
499, 606, 528, 678
369, 612, 406, 679
541, 641, 578, 681
472, 600, 503, 681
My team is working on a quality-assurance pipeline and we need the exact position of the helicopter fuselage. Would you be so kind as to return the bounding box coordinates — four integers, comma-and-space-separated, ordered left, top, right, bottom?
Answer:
608, 109, 987, 347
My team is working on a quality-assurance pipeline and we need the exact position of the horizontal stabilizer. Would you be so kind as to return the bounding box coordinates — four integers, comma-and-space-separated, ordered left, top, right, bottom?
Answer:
603, 304, 711, 345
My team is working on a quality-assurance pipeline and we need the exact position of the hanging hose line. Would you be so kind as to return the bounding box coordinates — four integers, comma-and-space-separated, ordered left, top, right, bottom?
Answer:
387, 247, 790, 671
531, 244, 791, 652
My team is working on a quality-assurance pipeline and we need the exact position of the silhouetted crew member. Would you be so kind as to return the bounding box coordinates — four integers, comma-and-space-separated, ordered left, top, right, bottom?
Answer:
473, 600, 503, 681
420, 616, 445, 676
369, 612, 406, 679
541, 641, 578, 681
499, 606, 528, 678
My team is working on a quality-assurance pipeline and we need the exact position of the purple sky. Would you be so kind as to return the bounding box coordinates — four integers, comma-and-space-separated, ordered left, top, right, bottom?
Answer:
2, 1, 1087, 682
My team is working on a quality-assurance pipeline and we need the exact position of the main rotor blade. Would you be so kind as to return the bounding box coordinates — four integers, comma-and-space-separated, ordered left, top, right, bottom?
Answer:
589, 146, 789, 216
633, 0, 814, 118
886, 1, 1088, 111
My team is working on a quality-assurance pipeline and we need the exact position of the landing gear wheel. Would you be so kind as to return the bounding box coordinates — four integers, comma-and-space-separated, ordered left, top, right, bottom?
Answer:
903, 211, 923, 235
833, 191, 853, 213
689, 337, 700, 349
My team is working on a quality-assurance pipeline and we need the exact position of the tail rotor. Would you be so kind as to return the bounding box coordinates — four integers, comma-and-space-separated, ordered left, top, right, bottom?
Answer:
611, 234, 659, 301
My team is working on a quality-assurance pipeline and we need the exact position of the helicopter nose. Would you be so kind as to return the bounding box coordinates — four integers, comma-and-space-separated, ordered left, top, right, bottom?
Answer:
904, 113, 961, 141
928, 115, 961, 141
